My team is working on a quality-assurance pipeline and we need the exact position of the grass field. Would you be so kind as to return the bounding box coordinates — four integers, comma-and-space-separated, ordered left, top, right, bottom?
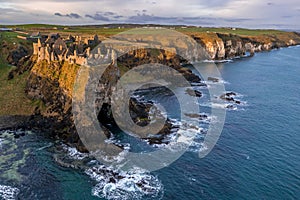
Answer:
0, 32, 36, 116
3, 24, 289, 37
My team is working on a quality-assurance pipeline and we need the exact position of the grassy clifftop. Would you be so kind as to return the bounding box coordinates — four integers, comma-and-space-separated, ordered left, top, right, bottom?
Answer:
0, 32, 36, 115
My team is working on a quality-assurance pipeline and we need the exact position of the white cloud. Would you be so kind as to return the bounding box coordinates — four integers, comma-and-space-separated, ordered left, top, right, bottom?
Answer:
0, 0, 299, 29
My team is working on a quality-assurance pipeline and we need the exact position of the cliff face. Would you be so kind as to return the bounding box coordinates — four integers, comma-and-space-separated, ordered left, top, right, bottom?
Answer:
24, 49, 188, 150
191, 32, 300, 60
25, 60, 81, 147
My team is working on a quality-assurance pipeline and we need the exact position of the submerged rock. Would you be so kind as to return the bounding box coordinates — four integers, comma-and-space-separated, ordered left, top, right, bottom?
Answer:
184, 113, 208, 120
220, 92, 241, 105
185, 88, 202, 97
207, 77, 219, 83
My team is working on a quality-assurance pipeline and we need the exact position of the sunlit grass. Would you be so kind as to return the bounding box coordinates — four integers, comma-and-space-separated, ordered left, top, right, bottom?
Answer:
0, 32, 35, 115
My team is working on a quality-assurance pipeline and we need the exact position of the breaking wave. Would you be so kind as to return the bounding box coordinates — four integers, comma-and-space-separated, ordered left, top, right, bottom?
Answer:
57, 144, 164, 200
0, 185, 20, 200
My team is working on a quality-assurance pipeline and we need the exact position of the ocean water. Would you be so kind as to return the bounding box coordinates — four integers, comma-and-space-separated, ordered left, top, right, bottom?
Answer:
0, 46, 300, 199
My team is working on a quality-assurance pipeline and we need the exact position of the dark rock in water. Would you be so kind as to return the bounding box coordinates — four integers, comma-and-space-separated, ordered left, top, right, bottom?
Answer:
207, 77, 219, 83
220, 94, 235, 102
98, 97, 175, 146
226, 105, 235, 109
225, 92, 236, 96
220, 92, 241, 105
185, 113, 208, 120
192, 82, 207, 87
144, 121, 173, 145
220, 92, 237, 100
12, 131, 26, 139
186, 88, 202, 97
177, 67, 201, 83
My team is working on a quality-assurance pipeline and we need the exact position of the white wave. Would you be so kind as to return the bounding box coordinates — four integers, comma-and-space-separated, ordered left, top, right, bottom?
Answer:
200, 101, 246, 111
92, 149, 129, 164
57, 144, 163, 200
86, 165, 163, 200
62, 144, 89, 160
0, 185, 20, 200
203, 79, 230, 85
152, 121, 204, 152
202, 59, 233, 63
210, 102, 232, 109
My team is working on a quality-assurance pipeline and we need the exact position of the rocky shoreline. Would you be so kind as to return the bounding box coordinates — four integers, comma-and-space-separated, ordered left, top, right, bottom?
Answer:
2, 29, 300, 152
0, 115, 30, 131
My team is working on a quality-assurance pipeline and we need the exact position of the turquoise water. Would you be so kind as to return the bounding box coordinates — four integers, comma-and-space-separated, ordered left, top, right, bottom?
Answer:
1, 46, 300, 199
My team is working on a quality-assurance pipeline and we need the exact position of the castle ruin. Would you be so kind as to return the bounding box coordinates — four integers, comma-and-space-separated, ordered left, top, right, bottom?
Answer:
33, 33, 116, 66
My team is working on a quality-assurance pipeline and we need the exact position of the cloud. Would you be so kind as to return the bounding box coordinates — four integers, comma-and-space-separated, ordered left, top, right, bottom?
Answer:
113, 15, 124, 19
54, 12, 81, 19
128, 13, 176, 23
85, 13, 110, 21
224, 18, 252, 22
0, 7, 20, 13
84, 11, 126, 21
0, 0, 299, 29
103, 11, 115, 16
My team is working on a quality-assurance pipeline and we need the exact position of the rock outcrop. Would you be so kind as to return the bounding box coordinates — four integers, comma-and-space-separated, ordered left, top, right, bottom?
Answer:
191, 32, 300, 60
24, 49, 188, 151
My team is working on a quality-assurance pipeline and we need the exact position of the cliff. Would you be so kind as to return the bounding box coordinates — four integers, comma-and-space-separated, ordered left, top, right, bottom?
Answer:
23, 48, 198, 150
191, 31, 300, 60
2, 28, 300, 151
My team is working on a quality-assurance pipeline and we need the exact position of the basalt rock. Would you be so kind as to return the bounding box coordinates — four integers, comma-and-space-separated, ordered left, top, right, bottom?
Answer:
220, 92, 241, 105
207, 77, 219, 83
185, 88, 202, 97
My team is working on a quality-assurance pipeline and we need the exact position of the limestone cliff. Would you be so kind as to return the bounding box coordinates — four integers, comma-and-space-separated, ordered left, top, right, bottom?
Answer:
191, 32, 300, 60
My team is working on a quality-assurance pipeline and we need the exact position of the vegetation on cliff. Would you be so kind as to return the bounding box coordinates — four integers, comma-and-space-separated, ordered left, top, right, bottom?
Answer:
0, 32, 36, 115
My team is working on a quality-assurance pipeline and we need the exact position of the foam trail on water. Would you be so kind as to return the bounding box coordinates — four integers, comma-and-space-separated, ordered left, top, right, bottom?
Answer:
58, 145, 164, 200
86, 165, 163, 200
0, 185, 20, 200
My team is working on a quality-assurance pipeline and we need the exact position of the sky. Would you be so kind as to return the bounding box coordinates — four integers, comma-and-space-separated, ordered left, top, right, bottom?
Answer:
0, 0, 299, 29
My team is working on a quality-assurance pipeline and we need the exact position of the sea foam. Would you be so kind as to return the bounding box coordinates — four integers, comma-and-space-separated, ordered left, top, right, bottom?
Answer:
86, 165, 163, 200
0, 185, 20, 200
58, 145, 164, 200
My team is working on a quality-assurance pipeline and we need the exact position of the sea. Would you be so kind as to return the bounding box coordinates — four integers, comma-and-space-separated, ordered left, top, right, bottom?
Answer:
0, 45, 299, 200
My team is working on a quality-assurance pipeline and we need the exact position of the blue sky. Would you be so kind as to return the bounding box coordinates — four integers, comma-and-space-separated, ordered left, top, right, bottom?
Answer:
0, 0, 299, 29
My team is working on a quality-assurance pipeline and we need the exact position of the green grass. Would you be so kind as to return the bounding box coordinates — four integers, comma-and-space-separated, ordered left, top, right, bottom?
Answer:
2, 24, 289, 37
0, 32, 36, 116
0, 61, 36, 115
176, 27, 286, 36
